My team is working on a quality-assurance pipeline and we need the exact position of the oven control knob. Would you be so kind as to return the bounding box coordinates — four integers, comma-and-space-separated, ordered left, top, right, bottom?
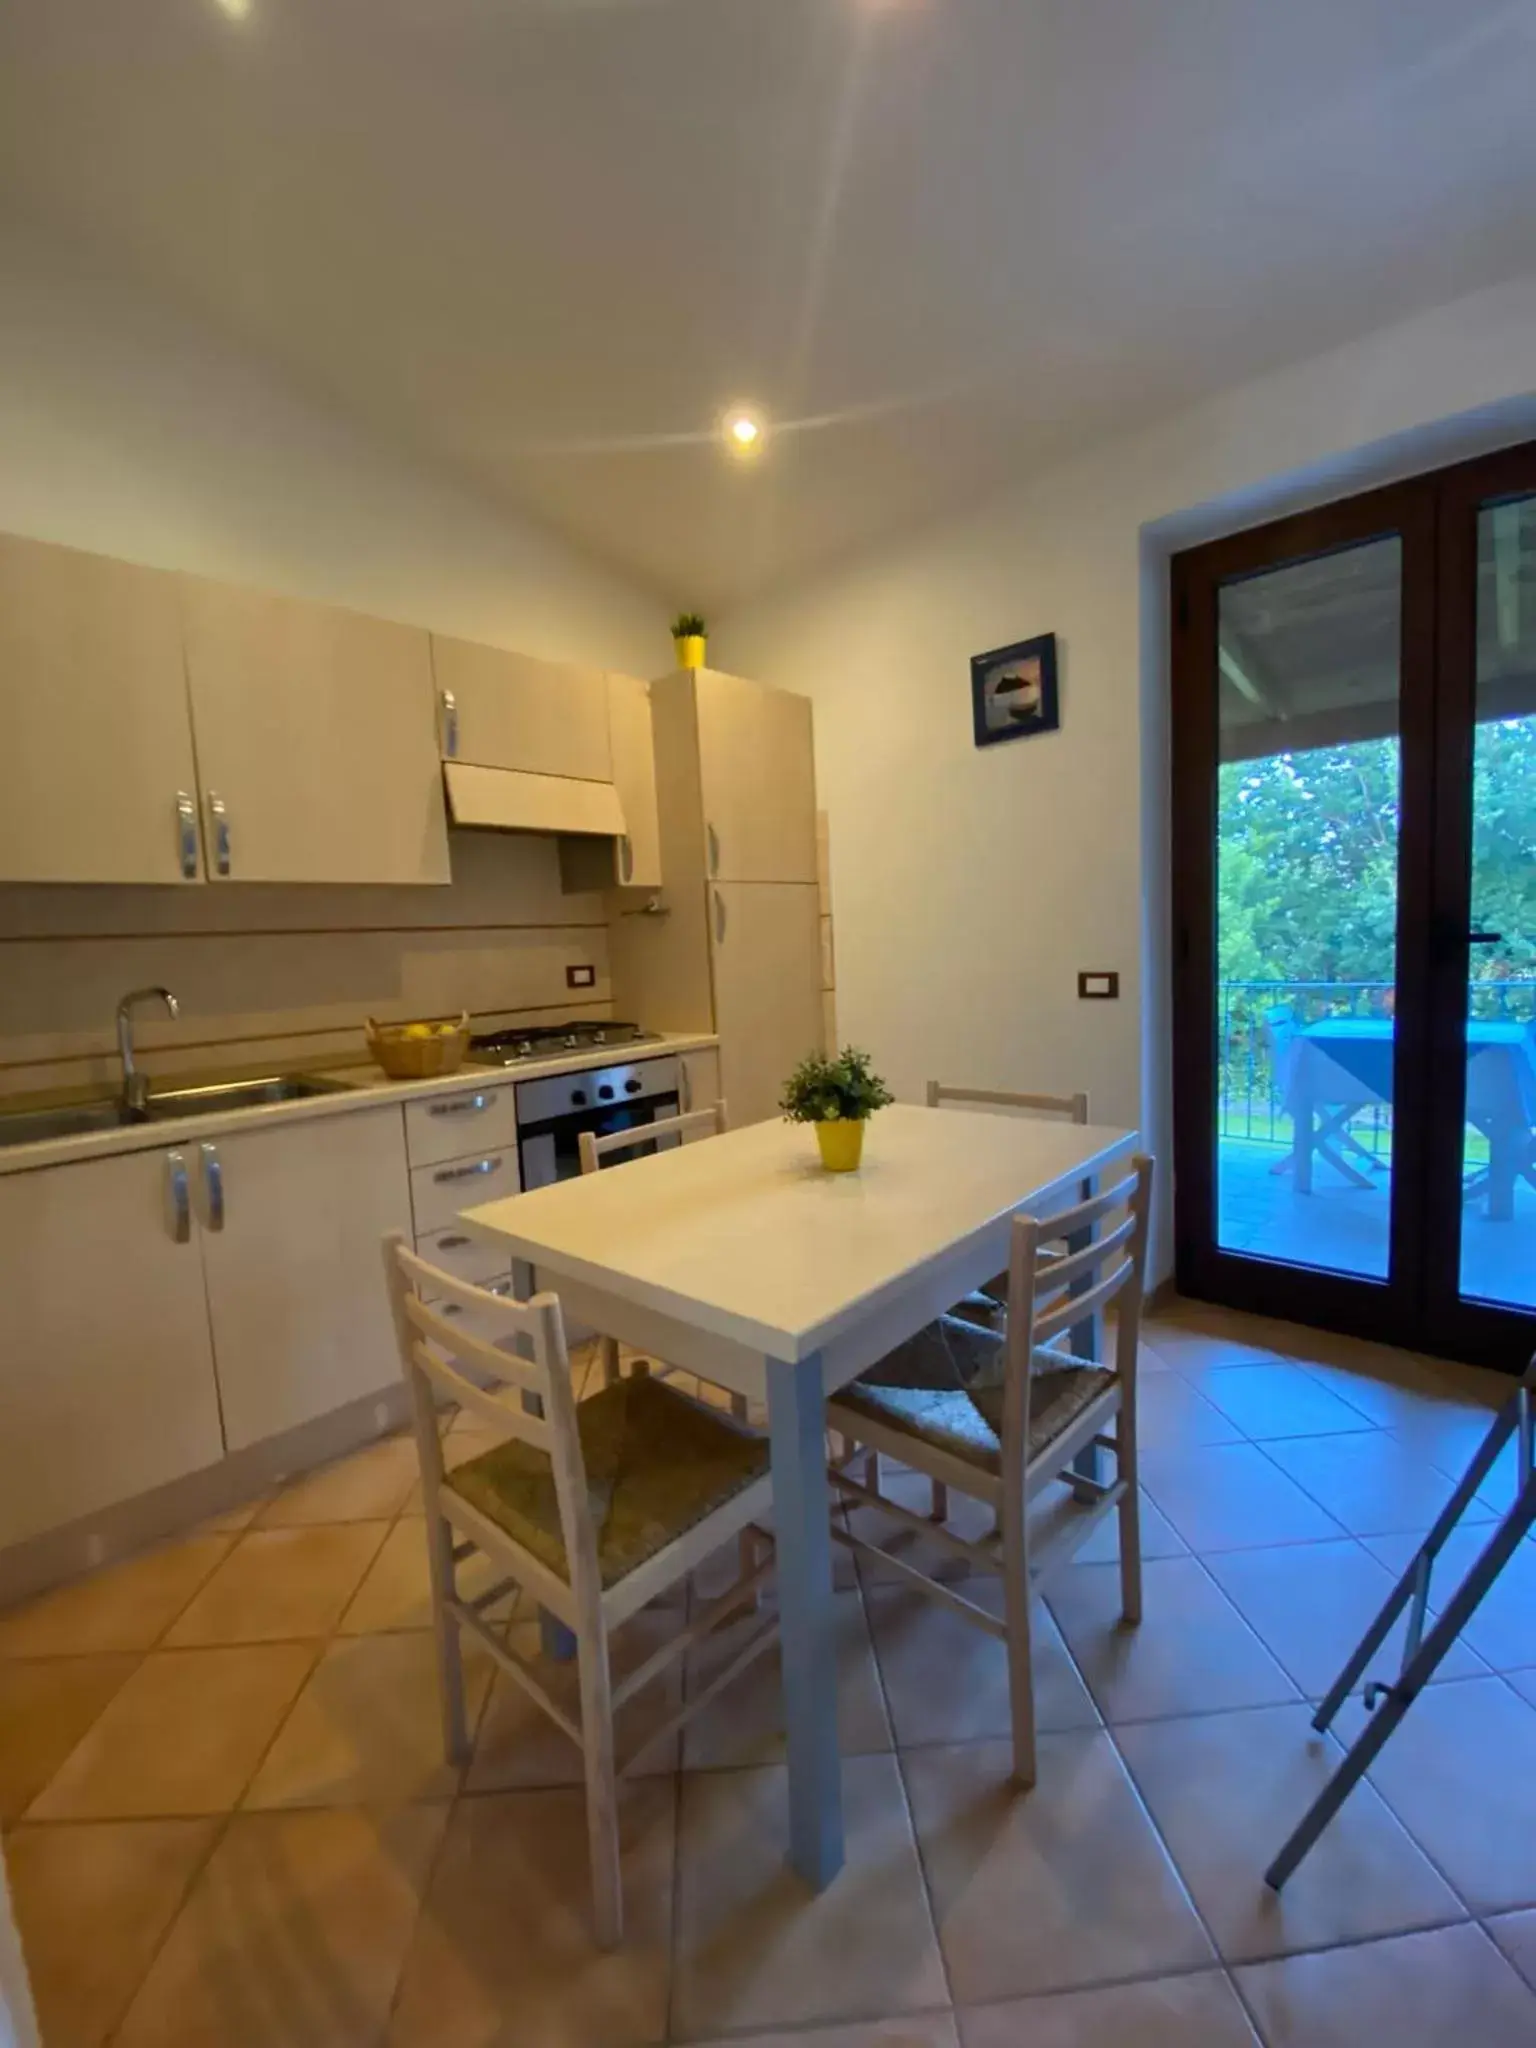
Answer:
624, 1078, 643, 1095
570, 1089, 588, 1108
598, 1084, 615, 1101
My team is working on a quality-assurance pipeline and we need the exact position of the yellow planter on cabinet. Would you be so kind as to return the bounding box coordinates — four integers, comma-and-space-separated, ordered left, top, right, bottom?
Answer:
815, 1119, 865, 1172
674, 634, 706, 670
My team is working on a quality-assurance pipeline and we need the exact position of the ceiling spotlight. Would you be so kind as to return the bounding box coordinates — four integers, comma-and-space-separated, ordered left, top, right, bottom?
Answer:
721, 407, 766, 459
214, 0, 252, 19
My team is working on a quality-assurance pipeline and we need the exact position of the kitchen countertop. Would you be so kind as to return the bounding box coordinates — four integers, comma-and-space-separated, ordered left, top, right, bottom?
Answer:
0, 1033, 720, 1178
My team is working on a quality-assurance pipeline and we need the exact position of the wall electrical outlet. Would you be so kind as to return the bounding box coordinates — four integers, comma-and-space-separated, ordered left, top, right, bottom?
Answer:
1077, 970, 1119, 1000
566, 964, 597, 989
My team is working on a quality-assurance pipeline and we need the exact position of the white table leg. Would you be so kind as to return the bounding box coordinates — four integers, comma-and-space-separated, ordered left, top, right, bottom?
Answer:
766, 1348, 844, 1889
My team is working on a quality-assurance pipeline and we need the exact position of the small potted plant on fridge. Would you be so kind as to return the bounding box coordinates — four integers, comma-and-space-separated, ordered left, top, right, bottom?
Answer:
672, 611, 707, 669
780, 1045, 894, 1173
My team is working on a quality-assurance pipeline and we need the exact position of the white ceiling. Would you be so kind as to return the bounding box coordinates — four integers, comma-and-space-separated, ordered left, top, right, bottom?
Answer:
4, 0, 1536, 608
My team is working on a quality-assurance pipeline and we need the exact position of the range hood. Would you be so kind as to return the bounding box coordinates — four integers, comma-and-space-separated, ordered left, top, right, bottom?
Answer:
443, 762, 627, 838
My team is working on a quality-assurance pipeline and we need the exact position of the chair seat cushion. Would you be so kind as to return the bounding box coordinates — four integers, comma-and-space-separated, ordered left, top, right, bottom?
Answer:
445, 1374, 769, 1590
829, 1314, 1114, 1475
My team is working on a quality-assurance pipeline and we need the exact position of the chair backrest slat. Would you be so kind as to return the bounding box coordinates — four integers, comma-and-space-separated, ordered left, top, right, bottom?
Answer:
927, 1079, 1089, 1125
1031, 1255, 1136, 1348
1034, 1168, 1140, 1252
579, 1100, 727, 1174
408, 1337, 553, 1451
402, 1290, 543, 1396
1031, 1207, 1138, 1302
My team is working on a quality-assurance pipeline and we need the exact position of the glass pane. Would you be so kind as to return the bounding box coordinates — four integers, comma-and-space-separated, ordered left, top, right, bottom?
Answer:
1459, 495, 1536, 1309
1215, 536, 1402, 1278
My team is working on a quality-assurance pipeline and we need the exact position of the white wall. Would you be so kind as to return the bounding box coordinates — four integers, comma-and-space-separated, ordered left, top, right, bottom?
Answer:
718, 270, 1536, 1279
0, 223, 662, 671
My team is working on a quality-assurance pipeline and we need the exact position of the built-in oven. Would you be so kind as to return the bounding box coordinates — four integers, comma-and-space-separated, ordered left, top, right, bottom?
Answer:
515, 1055, 682, 1190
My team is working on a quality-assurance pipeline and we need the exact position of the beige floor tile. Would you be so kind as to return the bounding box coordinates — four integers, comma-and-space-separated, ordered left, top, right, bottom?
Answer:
1113, 1702, 1462, 1962
6, 1817, 217, 2048
470, 1609, 682, 1789
1198, 1361, 1379, 1439
245, 1629, 494, 1807
1235, 1922, 1536, 2047
114, 1804, 450, 2048
1133, 1372, 1244, 1450
165, 1522, 391, 1646
842, 1465, 994, 1590
865, 1582, 1098, 1748
1263, 1431, 1498, 1537
902, 1733, 1212, 2004
691, 2025, 959, 2048
957, 1971, 1260, 2048
1331, 1674, 1536, 1913
1207, 1537, 1487, 1695
1488, 1908, 1536, 1993
1509, 1666, 1536, 1710
1140, 1322, 1282, 1379
1045, 1556, 1298, 1724
1033, 1485, 1189, 1564
1364, 1525, 1536, 1672
0, 1534, 232, 1658
29, 1643, 316, 1819
338, 1517, 515, 1636
672, 1752, 948, 2038
260, 1434, 422, 1526
387, 1780, 675, 2048
0, 1653, 136, 1820
1139, 1443, 1345, 1552
691, 1511, 856, 1601
683, 1589, 891, 1769
195, 1491, 276, 1536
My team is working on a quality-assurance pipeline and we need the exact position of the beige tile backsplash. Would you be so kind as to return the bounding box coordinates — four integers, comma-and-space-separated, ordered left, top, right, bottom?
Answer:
0, 830, 613, 1094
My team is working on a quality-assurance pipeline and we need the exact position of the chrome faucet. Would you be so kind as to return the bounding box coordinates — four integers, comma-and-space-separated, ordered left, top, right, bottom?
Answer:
116, 987, 179, 1118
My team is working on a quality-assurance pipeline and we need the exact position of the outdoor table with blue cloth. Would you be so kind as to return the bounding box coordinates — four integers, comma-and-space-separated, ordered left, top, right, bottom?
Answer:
1289, 1017, 1536, 1219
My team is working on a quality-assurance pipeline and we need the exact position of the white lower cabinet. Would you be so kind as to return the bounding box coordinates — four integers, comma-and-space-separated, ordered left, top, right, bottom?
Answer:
198, 1106, 414, 1451
0, 1148, 225, 1550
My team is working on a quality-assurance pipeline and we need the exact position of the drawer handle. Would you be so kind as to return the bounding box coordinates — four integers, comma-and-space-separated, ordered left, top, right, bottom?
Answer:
436, 1232, 473, 1250
428, 1093, 491, 1118
433, 1156, 502, 1183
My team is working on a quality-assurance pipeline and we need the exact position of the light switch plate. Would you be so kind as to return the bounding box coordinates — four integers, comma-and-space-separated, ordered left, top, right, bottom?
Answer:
566, 964, 597, 989
1078, 970, 1119, 1000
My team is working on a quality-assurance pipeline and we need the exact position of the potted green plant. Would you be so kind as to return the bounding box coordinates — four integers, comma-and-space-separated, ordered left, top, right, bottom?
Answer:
780, 1046, 894, 1172
671, 611, 707, 669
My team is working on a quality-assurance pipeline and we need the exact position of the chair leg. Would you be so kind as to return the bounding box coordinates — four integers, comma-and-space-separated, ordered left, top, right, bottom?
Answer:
1117, 1408, 1143, 1626
1000, 1504, 1037, 1789
425, 1515, 469, 1764
600, 1336, 622, 1388
863, 1449, 880, 1496
930, 1480, 949, 1523
577, 1630, 623, 1949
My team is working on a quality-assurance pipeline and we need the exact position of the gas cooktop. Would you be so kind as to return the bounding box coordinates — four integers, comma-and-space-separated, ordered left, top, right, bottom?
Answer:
466, 1020, 662, 1068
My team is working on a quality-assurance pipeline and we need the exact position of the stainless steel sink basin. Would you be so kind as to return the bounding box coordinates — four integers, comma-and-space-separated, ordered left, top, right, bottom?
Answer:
142, 1075, 353, 1119
0, 1074, 353, 1149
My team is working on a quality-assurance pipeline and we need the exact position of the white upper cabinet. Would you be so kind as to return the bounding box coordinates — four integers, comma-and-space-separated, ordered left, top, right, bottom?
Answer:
180, 580, 451, 886
431, 636, 612, 784
694, 668, 818, 884
558, 671, 663, 892
0, 534, 203, 884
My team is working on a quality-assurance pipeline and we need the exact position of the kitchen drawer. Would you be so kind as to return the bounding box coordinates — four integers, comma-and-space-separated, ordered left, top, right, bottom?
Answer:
410, 1145, 520, 1237
404, 1081, 520, 1169
414, 1219, 511, 1296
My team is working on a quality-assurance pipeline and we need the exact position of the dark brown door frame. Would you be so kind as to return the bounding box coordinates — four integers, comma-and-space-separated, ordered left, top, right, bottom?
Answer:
1173, 438, 1536, 1369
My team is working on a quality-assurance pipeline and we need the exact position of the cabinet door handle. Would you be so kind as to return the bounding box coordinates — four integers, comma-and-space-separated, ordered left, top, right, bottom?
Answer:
618, 833, 633, 883
433, 1156, 502, 1184
441, 689, 459, 758
428, 1093, 491, 1118
679, 1061, 693, 1113
436, 1232, 473, 1250
206, 792, 231, 877
166, 1150, 191, 1243
200, 1142, 225, 1231
706, 821, 721, 876
175, 791, 200, 880
713, 889, 727, 944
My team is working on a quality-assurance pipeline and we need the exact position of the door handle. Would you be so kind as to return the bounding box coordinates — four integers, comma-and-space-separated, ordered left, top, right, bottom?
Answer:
441, 689, 459, 758
679, 1061, 693, 1113
428, 1093, 491, 1118
165, 1150, 191, 1243
433, 1156, 502, 1184
206, 792, 231, 877
200, 1142, 225, 1231
706, 821, 721, 876
1468, 931, 1504, 945
175, 791, 200, 879
618, 833, 633, 883
713, 889, 726, 944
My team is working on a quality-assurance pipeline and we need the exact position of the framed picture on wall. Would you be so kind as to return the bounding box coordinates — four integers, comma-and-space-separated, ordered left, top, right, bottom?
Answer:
970, 632, 1059, 748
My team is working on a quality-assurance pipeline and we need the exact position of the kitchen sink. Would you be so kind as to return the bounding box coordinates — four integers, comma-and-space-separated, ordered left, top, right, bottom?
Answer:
0, 1074, 354, 1150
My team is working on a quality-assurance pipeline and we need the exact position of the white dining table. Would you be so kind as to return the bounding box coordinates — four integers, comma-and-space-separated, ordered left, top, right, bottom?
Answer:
459, 1101, 1137, 1889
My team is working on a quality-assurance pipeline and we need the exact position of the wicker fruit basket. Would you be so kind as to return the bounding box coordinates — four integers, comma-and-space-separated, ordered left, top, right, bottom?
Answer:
366, 1013, 471, 1080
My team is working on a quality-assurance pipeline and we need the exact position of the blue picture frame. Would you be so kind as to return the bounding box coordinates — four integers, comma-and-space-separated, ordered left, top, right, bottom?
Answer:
971, 632, 1059, 748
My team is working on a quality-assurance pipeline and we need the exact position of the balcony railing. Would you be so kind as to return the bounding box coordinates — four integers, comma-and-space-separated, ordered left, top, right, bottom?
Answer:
1217, 977, 1536, 1150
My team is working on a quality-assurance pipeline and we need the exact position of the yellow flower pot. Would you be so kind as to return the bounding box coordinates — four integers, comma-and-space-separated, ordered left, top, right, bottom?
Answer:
674, 634, 707, 670
815, 1118, 865, 1173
